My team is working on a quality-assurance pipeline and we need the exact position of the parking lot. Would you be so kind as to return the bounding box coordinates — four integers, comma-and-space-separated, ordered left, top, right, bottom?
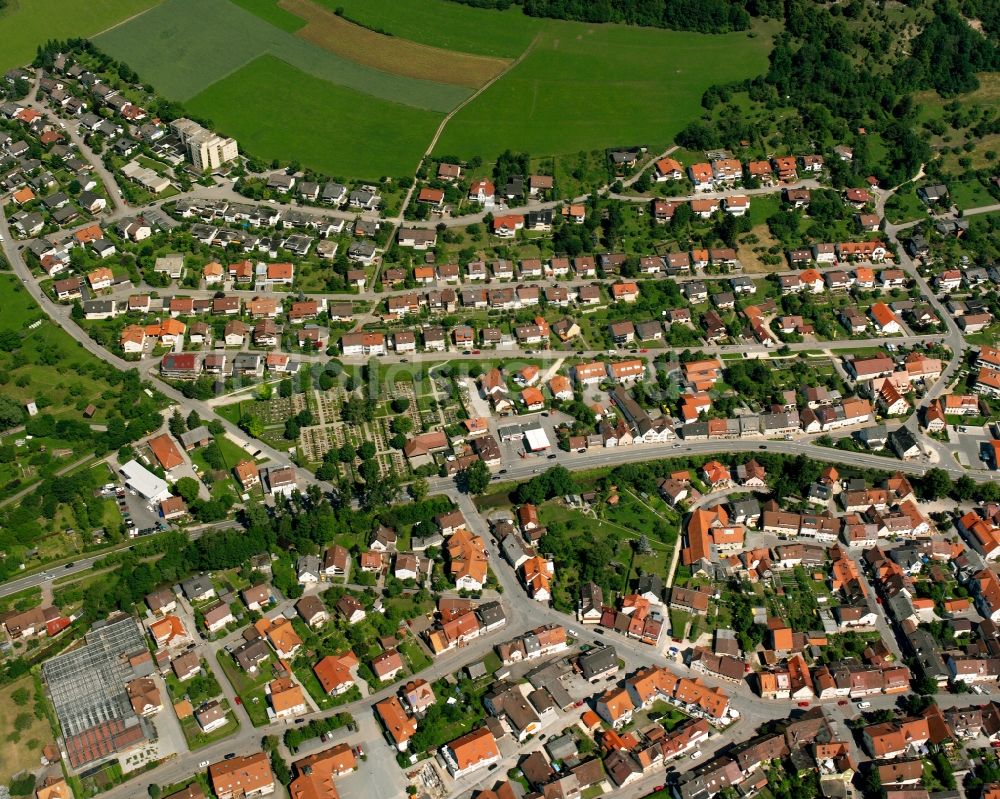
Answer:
951, 426, 994, 471
98, 480, 163, 536
498, 409, 575, 461
314, 713, 406, 799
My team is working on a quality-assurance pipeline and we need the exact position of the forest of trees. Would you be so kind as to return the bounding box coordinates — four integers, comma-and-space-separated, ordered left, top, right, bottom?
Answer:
961, 0, 1000, 42
683, 0, 1000, 188
446, 0, 767, 33
896, 2, 1000, 96
673, 0, 1000, 189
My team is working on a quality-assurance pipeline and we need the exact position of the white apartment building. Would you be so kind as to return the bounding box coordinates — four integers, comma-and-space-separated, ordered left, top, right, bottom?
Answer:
171, 118, 239, 171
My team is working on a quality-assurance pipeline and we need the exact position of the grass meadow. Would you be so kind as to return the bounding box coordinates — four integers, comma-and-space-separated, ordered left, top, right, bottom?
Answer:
185, 55, 443, 179
914, 74, 1000, 172
0, 0, 160, 72
434, 21, 776, 162
95, 0, 469, 110
0, 677, 51, 784
0, 276, 120, 420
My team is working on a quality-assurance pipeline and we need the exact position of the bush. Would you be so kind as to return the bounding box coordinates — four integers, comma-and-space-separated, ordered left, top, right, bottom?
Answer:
9, 773, 35, 795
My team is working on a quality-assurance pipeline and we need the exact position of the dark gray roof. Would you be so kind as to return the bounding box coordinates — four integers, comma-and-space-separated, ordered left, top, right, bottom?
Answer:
476, 601, 506, 627
731, 498, 761, 518
579, 645, 617, 679
888, 426, 919, 453
545, 732, 578, 761
178, 426, 211, 448
181, 575, 213, 598
636, 573, 663, 599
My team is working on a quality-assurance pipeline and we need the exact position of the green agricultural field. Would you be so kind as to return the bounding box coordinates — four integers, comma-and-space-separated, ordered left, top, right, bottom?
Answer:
230, 0, 305, 31
94, 0, 777, 181
94, 0, 469, 110
317, 0, 541, 58
0, 0, 160, 72
185, 55, 442, 179
434, 21, 776, 163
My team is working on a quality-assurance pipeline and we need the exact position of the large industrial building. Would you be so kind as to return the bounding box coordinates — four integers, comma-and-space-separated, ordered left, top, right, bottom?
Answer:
42, 616, 154, 769
120, 459, 171, 503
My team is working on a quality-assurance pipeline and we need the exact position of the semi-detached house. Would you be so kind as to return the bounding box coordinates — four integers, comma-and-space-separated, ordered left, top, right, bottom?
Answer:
340, 333, 386, 356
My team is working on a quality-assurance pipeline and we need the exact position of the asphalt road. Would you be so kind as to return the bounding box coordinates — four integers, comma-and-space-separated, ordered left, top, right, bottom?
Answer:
0, 520, 241, 599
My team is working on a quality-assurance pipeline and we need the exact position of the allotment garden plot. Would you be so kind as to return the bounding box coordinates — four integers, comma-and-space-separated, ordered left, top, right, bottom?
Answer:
296, 380, 435, 479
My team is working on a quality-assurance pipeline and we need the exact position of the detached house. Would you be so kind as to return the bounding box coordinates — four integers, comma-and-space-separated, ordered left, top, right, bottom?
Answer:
468, 179, 495, 204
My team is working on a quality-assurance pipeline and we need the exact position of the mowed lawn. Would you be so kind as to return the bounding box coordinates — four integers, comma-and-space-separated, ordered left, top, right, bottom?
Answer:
95, 0, 469, 111
185, 55, 443, 179
0, 0, 161, 72
317, 0, 541, 58
434, 21, 776, 162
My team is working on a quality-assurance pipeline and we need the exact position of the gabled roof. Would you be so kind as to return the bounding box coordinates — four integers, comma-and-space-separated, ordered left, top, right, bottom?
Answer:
148, 433, 184, 470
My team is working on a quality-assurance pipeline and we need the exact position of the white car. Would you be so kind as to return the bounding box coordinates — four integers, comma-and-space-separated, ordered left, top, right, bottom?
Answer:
199, 760, 209, 768
690, 750, 702, 760
857, 701, 871, 709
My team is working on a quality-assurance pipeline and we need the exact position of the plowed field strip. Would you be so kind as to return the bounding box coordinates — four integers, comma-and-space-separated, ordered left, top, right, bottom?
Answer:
280, 0, 509, 88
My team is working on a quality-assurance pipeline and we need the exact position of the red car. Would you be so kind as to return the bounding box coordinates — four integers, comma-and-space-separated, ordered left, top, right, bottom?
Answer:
798, 701, 810, 708
992, 741, 1000, 749
838, 700, 848, 706
234, 696, 241, 705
